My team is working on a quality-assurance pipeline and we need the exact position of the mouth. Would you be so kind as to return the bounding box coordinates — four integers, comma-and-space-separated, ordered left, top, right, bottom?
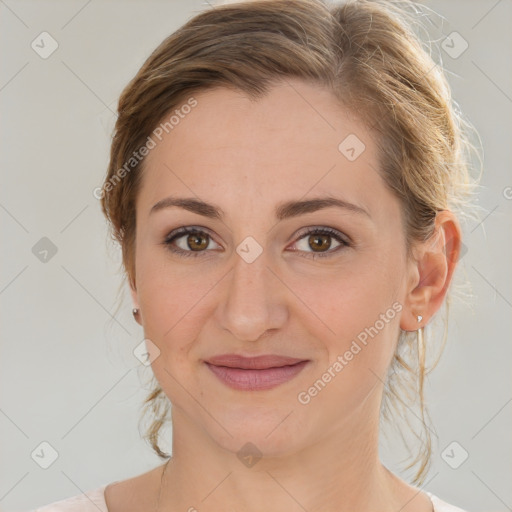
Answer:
204, 354, 310, 391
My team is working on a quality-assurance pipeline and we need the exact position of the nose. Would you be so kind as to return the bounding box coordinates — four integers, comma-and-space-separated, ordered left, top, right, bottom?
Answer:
215, 249, 287, 342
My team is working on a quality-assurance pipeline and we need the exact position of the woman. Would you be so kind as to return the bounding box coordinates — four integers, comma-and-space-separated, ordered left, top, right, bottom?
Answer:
32, 0, 480, 510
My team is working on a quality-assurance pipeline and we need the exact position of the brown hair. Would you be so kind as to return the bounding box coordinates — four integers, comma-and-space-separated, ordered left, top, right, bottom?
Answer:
100, 0, 481, 485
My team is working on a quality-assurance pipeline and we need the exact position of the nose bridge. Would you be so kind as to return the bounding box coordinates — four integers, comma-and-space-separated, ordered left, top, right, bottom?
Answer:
217, 242, 285, 342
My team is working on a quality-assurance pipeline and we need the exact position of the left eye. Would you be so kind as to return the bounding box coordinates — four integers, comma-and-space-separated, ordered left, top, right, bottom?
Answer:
291, 227, 350, 259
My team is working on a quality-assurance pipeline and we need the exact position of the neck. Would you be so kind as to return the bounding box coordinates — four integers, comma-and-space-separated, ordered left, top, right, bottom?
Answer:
155, 389, 429, 512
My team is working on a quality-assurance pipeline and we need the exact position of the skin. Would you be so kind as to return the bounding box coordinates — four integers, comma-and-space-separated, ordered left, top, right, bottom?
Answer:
105, 78, 461, 512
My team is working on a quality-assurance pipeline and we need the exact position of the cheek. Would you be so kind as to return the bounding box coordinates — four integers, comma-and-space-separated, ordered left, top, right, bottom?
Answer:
135, 252, 216, 361
295, 285, 400, 421
290, 260, 400, 343
137, 266, 207, 406
289, 262, 401, 396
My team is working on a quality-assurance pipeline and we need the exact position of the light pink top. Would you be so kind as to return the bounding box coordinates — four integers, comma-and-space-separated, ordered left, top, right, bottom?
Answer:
29, 484, 469, 512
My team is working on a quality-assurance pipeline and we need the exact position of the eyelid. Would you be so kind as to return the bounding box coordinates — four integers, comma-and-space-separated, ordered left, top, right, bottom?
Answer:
293, 225, 351, 246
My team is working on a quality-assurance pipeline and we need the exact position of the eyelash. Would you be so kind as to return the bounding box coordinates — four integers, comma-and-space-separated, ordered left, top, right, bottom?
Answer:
163, 226, 351, 260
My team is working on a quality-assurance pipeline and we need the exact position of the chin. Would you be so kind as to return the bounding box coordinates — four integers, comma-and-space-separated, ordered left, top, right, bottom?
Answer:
216, 429, 304, 461
205, 407, 311, 458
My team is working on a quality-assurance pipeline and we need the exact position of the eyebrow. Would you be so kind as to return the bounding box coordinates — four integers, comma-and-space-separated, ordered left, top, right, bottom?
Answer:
150, 195, 371, 221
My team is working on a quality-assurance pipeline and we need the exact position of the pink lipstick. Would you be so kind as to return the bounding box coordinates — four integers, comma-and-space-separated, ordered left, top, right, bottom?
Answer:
204, 354, 309, 391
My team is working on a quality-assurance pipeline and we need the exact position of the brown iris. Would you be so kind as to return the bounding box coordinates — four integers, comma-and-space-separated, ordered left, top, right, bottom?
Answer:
187, 232, 209, 251
309, 234, 331, 252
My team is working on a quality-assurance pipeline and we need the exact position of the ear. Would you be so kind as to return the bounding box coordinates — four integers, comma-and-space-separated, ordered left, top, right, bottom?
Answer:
130, 283, 138, 307
130, 276, 142, 326
400, 210, 462, 331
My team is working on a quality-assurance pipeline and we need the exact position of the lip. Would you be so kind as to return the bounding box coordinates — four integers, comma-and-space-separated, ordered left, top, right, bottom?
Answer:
206, 354, 307, 369
204, 354, 309, 391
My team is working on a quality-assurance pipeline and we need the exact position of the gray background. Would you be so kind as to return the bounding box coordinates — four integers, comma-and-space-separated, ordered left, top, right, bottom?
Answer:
1, 1, 511, 511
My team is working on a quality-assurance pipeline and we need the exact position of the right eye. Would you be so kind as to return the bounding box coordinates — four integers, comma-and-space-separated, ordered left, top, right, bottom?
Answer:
163, 227, 220, 258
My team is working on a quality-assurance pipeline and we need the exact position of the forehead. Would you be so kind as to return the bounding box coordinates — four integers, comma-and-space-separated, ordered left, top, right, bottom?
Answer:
138, 79, 392, 220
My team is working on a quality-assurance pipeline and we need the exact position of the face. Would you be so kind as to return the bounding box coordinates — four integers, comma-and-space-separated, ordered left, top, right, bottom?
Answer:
131, 79, 413, 456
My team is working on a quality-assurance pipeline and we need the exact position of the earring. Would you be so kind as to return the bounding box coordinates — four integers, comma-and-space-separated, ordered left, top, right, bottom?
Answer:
417, 313, 425, 366
132, 308, 139, 318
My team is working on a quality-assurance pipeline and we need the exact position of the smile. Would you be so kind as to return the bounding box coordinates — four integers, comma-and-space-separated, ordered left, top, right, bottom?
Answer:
204, 356, 310, 391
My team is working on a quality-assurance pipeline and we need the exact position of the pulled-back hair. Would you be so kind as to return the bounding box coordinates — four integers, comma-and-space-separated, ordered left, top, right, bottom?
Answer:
100, 0, 481, 485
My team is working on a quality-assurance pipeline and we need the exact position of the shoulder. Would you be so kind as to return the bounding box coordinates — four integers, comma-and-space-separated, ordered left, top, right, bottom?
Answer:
103, 464, 165, 512
426, 492, 470, 512
29, 464, 165, 512
29, 485, 109, 512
